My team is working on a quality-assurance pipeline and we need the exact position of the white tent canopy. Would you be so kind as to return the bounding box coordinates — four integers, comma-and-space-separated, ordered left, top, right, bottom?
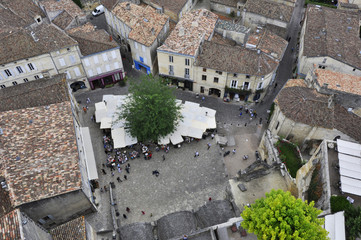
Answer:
337, 139, 361, 196
80, 127, 98, 180
324, 211, 346, 240
96, 96, 216, 147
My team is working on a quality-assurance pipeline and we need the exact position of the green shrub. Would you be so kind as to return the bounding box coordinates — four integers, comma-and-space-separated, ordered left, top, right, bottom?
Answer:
71, 0, 83, 8
278, 141, 302, 178
330, 196, 351, 213
307, 163, 323, 203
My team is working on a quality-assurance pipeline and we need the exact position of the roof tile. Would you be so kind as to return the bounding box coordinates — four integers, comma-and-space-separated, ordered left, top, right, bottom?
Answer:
0, 209, 21, 240
50, 216, 86, 240
244, 0, 294, 22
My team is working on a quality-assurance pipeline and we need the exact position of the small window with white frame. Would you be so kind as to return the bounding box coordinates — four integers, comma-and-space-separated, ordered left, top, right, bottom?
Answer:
185, 68, 190, 75
202, 75, 207, 81
4, 69, 12, 77
28, 63, 35, 70
16, 66, 24, 74
34, 75, 40, 80
185, 58, 190, 66
257, 82, 263, 90
231, 80, 238, 88
12, 81, 18, 85
0, 84, 6, 88
23, 78, 29, 82
169, 56, 173, 63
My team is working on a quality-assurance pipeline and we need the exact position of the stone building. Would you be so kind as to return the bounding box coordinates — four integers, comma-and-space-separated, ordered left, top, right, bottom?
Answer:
0, 75, 96, 229
142, 0, 198, 22
267, 79, 361, 149
210, 0, 245, 16
215, 19, 251, 45
67, 23, 125, 90
298, 5, 361, 77
157, 9, 218, 90
242, 0, 294, 30
103, 2, 169, 74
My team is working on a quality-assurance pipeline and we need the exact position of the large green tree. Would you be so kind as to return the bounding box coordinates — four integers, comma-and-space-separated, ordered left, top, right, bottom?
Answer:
241, 189, 328, 240
117, 75, 182, 142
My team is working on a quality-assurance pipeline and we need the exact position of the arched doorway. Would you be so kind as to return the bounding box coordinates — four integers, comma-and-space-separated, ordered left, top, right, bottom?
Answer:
209, 88, 221, 98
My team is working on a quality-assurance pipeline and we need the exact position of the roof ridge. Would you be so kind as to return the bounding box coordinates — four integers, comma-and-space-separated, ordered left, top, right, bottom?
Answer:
69, 31, 116, 47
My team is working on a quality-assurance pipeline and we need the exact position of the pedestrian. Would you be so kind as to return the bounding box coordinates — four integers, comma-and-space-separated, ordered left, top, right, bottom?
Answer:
86, 105, 89, 110
274, 83, 278, 89
162, 155, 165, 161
245, 122, 247, 127
102, 163, 105, 167
209, 197, 212, 201
83, 106, 87, 113
101, 169, 106, 175
194, 151, 199, 157
183, 235, 188, 240
123, 214, 127, 219
239, 105, 243, 111
126, 207, 130, 213
117, 164, 122, 173
201, 96, 205, 101
150, 213, 153, 217
104, 186, 108, 192
100, 187, 104, 193
111, 172, 114, 177
245, 108, 249, 114
211, 133, 215, 139
90, 115, 94, 122
232, 149, 236, 154
86, 97, 91, 104
141, 211, 145, 215
207, 143, 211, 150
117, 177, 122, 182
125, 165, 130, 174
259, 118, 263, 124
124, 175, 127, 180
127, 163, 130, 168
239, 112, 242, 117
205, 111, 208, 116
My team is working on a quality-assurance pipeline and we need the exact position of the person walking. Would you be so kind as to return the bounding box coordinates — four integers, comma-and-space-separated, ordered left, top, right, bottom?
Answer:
232, 149, 236, 154
86, 97, 91, 104
194, 151, 199, 157
141, 211, 145, 215
125, 165, 130, 174
104, 186, 108, 192
126, 207, 130, 213
123, 214, 127, 219
211, 133, 215, 139
162, 155, 165, 161
116, 177, 122, 182
83, 106, 87, 113
207, 143, 211, 150
101, 169, 106, 175
124, 175, 128, 180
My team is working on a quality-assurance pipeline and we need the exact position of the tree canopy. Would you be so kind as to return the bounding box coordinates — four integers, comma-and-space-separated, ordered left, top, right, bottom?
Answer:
241, 189, 329, 240
117, 75, 182, 142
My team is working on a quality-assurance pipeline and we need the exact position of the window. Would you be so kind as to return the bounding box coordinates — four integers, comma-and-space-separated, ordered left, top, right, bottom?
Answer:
257, 82, 263, 89
69, 55, 76, 64
322, 58, 327, 64
353, 68, 356, 71
111, 51, 117, 59
0, 85, 5, 88
84, 59, 90, 66
88, 69, 94, 76
243, 82, 249, 90
4, 69, 12, 77
12, 81, 18, 85
93, 56, 99, 64
200, 86, 204, 93
231, 80, 238, 88
59, 58, 66, 67
275, 121, 280, 130
34, 75, 40, 80
16, 66, 24, 74
102, 53, 108, 61
246, 75, 250, 79
169, 56, 173, 63
65, 71, 71, 79
233, 73, 237, 77
36, 17, 42, 23
185, 58, 190, 66
142, 45, 146, 53
169, 65, 174, 72
213, 77, 219, 83
74, 67, 81, 76
97, 67, 102, 74
185, 68, 190, 75
318, 65, 326, 69
23, 78, 29, 82
114, 62, 120, 69
216, 71, 222, 75
202, 75, 207, 81
134, 42, 138, 49
105, 65, 111, 72
203, 68, 207, 72
28, 63, 35, 70
114, 73, 121, 81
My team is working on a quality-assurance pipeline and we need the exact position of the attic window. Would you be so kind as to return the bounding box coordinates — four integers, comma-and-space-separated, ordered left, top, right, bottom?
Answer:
36, 17, 42, 23
143, 18, 149, 22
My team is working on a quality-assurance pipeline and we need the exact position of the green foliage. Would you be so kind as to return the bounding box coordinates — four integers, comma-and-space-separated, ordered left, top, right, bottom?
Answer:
330, 196, 351, 214
225, 86, 251, 96
241, 189, 329, 240
230, 11, 235, 18
278, 141, 303, 178
268, 102, 275, 120
345, 206, 361, 240
116, 75, 182, 142
304, 0, 337, 8
71, 0, 83, 8
307, 163, 323, 203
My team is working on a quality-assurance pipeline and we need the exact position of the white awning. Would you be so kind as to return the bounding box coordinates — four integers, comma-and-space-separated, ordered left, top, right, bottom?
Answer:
170, 128, 184, 145
125, 130, 137, 146
95, 102, 107, 123
339, 153, 361, 180
324, 211, 345, 240
100, 117, 112, 129
186, 126, 204, 139
337, 139, 361, 157
112, 128, 126, 149
80, 127, 98, 180
340, 175, 361, 196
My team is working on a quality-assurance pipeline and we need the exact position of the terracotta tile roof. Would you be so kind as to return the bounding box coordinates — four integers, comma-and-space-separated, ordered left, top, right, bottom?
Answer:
303, 5, 361, 70
277, 80, 361, 142
101, 0, 119, 10
0, 0, 45, 26
244, 0, 294, 23
314, 69, 361, 96
211, 0, 239, 7
0, 8, 27, 30
0, 209, 21, 240
0, 74, 68, 112
0, 101, 81, 207
112, 2, 168, 46
195, 41, 279, 76
67, 23, 118, 56
40, 0, 86, 18
145, 0, 188, 14
0, 23, 77, 65
50, 216, 86, 240
246, 29, 288, 61
52, 10, 74, 30
0, 184, 14, 218
158, 9, 218, 56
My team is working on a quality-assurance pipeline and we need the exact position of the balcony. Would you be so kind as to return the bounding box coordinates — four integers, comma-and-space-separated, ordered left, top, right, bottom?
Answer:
184, 74, 190, 79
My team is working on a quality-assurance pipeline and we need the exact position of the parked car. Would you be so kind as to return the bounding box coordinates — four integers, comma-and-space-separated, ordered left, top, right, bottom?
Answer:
70, 81, 86, 92
92, 5, 104, 16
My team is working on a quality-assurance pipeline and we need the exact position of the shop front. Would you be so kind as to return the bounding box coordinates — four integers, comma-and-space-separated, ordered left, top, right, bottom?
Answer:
88, 70, 124, 90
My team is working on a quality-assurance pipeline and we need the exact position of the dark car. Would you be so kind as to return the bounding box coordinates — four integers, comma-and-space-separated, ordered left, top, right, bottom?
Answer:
70, 81, 86, 92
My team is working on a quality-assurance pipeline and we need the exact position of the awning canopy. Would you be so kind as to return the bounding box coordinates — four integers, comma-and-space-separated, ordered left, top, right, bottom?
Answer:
324, 211, 345, 240
95, 102, 107, 123
112, 128, 126, 149
100, 117, 112, 129
80, 127, 98, 180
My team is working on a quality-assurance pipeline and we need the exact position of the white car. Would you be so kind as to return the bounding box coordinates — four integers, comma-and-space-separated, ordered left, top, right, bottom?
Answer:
92, 5, 104, 17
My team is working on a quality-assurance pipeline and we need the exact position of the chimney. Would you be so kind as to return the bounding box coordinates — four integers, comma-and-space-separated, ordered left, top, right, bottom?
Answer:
109, 35, 113, 42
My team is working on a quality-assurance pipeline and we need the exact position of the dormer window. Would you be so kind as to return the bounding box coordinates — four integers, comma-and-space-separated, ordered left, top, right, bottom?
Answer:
35, 16, 42, 24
